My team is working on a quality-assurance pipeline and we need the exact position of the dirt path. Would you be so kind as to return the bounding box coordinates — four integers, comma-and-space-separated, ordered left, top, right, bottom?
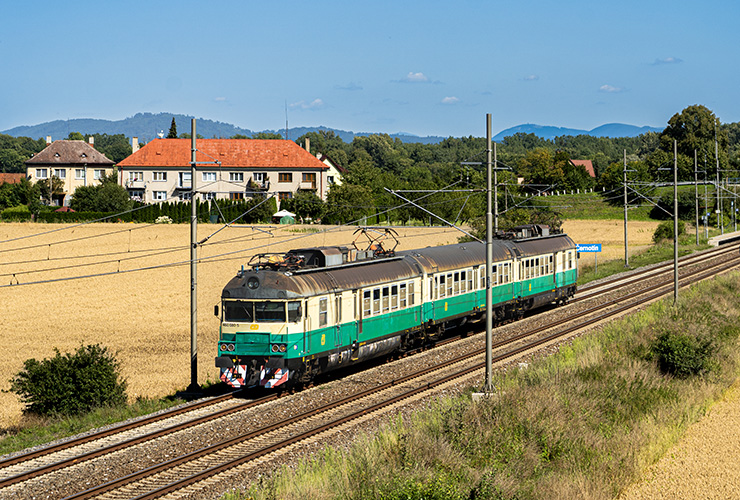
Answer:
619, 380, 740, 499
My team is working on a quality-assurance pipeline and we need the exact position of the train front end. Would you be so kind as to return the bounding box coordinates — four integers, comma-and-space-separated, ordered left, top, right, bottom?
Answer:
215, 265, 307, 389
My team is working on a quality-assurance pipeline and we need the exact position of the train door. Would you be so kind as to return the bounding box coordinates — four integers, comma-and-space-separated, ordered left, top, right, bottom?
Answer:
334, 293, 343, 347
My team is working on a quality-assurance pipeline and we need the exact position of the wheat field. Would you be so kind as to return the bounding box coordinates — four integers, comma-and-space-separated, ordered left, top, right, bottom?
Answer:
0, 219, 658, 428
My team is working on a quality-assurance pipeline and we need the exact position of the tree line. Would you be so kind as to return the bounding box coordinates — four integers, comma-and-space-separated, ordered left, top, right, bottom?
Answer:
0, 105, 737, 228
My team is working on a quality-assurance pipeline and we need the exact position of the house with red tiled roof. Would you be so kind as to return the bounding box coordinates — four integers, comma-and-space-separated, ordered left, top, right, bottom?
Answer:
0, 173, 25, 185
25, 137, 115, 206
570, 159, 595, 178
116, 139, 330, 205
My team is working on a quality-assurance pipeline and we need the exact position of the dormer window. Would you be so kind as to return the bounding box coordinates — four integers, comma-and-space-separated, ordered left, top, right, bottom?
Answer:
81, 153, 87, 158
54, 153, 60, 157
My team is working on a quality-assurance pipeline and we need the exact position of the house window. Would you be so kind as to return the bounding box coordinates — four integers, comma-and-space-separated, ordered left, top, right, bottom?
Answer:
75, 169, 86, 180
229, 172, 244, 182
53, 169, 66, 179
93, 169, 105, 180
35, 168, 48, 179
229, 192, 244, 200
302, 173, 316, 184
278, 192, 292, 201
202, 172, 216, 182
152, 191, 167, 201
128, 171, 143, 182
278, 172, 292, 183
178, 172, 191, 187
203, 192, 216, 200
153, 172, 167, 182
129, 190, 144, 200
253, 172, 266, 182
178, 192, 192, 201
328, 175, 335, 185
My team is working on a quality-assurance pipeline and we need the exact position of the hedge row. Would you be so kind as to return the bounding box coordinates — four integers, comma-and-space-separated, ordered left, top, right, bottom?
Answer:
0, 198, 278, 224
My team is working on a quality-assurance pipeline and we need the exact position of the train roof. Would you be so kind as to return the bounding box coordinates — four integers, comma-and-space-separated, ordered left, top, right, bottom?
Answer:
221, 233, 576, 300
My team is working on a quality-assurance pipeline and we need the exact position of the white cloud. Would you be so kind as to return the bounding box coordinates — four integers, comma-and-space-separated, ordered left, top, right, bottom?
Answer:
213, 96, 227, 102
523, 74, 539, 81
335, 82, 363, 91
652, 56, 683, 65
441, 96, 460, 104
289, 98, 326, 110
402, 71, 430, 83
599, 84, 623, 93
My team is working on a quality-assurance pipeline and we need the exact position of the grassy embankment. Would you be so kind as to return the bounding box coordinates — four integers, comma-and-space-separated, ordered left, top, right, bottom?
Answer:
232, 271, 740, 500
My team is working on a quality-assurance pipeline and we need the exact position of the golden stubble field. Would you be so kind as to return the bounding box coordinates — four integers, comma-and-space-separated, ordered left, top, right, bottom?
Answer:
0, 219, 658, 428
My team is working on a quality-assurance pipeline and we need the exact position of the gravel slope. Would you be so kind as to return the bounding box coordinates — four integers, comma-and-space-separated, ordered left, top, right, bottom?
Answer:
620, 380, 740, 500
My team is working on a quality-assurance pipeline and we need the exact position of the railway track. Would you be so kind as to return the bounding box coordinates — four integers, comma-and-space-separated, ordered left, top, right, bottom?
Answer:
2, 243, 738, 500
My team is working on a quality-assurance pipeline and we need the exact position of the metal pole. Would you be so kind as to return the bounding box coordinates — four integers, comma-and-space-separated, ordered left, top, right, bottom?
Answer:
694, 150, 699, 245
623, 149, 629, 267
673, 140, 678, 303
189, 119, 200, 392
717, 138, 722, 234
493, 142, 498, 233
485, 114, 493, 393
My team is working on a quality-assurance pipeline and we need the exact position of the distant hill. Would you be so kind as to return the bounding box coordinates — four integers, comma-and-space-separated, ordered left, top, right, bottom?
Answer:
2, 112, 662, 144
493, 123, 662, 141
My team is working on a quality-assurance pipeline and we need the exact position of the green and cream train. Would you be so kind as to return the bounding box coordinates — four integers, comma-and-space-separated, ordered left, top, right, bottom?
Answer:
215, 225, 578, 388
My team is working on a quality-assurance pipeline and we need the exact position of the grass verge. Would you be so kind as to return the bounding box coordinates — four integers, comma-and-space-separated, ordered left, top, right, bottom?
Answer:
0, 380, 227, 457
229, 273, 740, 500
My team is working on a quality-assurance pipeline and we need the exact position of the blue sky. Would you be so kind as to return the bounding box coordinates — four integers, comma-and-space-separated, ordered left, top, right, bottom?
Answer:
2, 0, 739, 138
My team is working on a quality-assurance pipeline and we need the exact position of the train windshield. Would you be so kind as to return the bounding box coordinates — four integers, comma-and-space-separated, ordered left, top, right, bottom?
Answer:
223, 300, 302, 323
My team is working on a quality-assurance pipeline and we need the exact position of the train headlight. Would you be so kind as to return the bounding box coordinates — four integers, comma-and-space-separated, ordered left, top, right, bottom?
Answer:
247, 277, 260, 289
220, 343, 235, 352
279, 344, 287, 352
271, 344, 279, 353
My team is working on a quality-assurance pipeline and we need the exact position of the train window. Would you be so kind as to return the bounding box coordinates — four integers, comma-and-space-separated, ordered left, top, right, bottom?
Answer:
335, 295, 342, 323
467, 269, 473, 291
439, 275, 446, 298
382, 287, 390, 313
373, 288, 381, 315
224, 300, 254, 323
549, 255, 553, 274
461, 271, 467, 293
502, 263, 509, 283
491, 265, 497, 286
479, 266, 485, 289
363, 290, 371, 317
400, 283, 407, 307
319, 298, 328, 326
391, 285, 399, 310
409, 281, 415, 305
454, 272, 460, 295
447, 273, 453, 296
255, 302, 286, 323
288, 301, 302, 322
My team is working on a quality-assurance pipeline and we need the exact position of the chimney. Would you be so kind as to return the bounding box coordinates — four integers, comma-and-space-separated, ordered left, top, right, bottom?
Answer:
132, 137, 140, 153
46, 136, 52, 145
305, 137, 310, 154
88, 136, 95, 148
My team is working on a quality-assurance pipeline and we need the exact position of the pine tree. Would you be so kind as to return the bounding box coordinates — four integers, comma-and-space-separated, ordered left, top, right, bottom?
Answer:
167, 117, 178, 139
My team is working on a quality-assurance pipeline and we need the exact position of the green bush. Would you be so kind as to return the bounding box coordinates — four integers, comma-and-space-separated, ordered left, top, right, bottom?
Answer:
1, 205, 32, 221
9, 344, 128, 416
650, 331, 714, 378
652, 220, 686, 243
